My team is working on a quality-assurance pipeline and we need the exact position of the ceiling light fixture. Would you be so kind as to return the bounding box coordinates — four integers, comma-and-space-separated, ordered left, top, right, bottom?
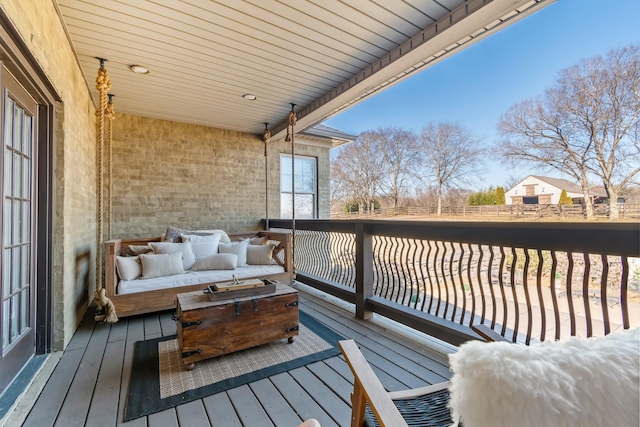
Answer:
242, 94, 257, 100
130, 65, 150, 74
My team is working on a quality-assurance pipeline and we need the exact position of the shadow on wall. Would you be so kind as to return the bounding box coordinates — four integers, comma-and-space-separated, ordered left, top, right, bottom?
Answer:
74, 248, 92, 314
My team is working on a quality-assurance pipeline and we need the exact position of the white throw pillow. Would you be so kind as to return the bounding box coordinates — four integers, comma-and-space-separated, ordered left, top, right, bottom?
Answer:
149, 241, 197, 270
139, 253, 185, 279
448, 327, 640, 427
191, 253, 238, 271
181, 233, 221, 259
246, 244, 275, 265
218, 239, 249, 266
116, 256, 141, 281
195, 229, 231, 243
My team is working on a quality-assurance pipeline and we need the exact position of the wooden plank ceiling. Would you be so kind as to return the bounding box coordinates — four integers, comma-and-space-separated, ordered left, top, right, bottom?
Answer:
55, 0, 554, 139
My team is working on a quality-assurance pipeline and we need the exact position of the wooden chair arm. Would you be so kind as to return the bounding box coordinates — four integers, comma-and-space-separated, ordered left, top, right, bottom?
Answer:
387, 381, 450, 400
339, 340, 409, 427
471, 324, 510, 343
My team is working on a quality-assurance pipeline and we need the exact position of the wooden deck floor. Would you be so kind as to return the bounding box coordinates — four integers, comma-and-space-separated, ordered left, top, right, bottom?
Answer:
16, 288, 453, 427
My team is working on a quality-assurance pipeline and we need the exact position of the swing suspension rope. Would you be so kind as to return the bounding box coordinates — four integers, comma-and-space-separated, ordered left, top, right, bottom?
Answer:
285, 104, 297, 278
93, 59, 118, 324
263, 123, 270, 225
106, 94, 115, 240
95, 58, 111, 291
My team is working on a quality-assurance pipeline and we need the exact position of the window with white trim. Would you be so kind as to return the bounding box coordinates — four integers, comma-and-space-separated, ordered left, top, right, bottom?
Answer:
280, 154, 317, 219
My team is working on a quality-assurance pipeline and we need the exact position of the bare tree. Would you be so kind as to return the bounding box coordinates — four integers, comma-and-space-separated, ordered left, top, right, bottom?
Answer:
376, 127, 422, 210
408, 186, 472, 213
444, 187, 474, 207
331, 131, 385, 213
413, 186, 437, 210
503, 175, 524, 190
565, 45, 640, 220
329, 161, 348, 214
497, 45, 640, 220
420, 122, 483, 215
497, 97, 596, 218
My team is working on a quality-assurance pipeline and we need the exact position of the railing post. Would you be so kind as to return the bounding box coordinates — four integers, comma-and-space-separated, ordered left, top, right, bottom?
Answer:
355, 222, 373, 320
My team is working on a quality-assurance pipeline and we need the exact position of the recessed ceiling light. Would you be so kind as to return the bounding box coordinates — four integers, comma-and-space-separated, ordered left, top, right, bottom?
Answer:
243, 94, 257, 100
130, 65, 150, 74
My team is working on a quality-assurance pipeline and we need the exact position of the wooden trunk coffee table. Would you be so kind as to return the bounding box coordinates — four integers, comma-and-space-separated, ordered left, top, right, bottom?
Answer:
175, 282, 299, 370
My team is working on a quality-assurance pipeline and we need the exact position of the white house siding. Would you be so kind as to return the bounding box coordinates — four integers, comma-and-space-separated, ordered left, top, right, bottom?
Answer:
505, 176, 582, 205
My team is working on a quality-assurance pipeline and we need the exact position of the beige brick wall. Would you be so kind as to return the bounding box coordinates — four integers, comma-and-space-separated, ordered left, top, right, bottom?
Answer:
0, 0, 331, 352
111, 114, 331, 238
1, 0, 97, 350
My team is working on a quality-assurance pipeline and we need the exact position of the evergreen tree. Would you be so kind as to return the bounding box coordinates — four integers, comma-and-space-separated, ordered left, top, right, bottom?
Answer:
495, 186, 506, 205
558, 189, 573, 205
468, 187, 497, 206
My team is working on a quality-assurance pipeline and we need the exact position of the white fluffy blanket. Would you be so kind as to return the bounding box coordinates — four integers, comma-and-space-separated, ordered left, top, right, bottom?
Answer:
448, 328, 639, 427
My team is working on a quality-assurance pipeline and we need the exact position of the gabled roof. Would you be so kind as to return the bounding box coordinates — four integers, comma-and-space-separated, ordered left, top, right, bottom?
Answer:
56, 0, 556, 138
300, 124, 357, 147
531, 176, 608, 197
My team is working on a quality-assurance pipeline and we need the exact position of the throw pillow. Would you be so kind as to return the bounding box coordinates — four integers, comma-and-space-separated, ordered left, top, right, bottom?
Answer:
181, 233, 221, 258
116, 256, 141, 281
191, 253, 238, 271
246, 244, 275, 265
149, 241, 197, 270
218, 239, 250, 266
448, 327, 640, 427
241, 236, 266, 245
139, 253, 185, 279
195, 229, 231, 243
123, 245, 153, 256
164, 226, 230, 243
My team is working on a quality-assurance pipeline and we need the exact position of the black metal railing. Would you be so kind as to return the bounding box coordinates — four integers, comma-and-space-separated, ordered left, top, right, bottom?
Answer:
269, 219, 640, 346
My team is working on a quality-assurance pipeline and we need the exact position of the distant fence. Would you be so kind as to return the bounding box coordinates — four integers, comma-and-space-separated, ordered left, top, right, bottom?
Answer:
332, 204, 640, 220
333, 207, 409, 219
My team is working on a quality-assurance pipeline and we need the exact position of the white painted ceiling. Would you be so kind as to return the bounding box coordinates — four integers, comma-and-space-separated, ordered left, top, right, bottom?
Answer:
55, 0, 554, 139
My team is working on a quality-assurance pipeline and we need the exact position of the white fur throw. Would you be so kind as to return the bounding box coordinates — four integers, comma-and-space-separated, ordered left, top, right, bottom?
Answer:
448, 328, 639, 427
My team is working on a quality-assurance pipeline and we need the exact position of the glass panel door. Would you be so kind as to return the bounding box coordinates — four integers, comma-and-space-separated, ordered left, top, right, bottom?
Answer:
0, 67, 36, 394
2, 96, 32, 348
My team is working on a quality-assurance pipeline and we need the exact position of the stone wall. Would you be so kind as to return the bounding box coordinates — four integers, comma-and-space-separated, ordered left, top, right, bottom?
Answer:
111, 114, 331, 239
1, 0, 98, 349
0, 0, 332, 351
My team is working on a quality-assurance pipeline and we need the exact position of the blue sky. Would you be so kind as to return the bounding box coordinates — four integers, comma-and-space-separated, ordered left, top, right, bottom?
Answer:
324, 0, 640, 190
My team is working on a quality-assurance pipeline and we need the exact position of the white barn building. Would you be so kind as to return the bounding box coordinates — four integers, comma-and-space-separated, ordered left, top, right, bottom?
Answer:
505, 175, 607, 205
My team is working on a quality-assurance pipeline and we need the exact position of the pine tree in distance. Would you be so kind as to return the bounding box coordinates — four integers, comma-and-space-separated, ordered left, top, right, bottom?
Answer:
558, 189, 573, 205
496, 186, 506, 205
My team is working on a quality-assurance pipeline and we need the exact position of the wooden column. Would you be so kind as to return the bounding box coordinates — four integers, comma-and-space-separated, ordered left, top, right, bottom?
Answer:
355, 223, 373, 319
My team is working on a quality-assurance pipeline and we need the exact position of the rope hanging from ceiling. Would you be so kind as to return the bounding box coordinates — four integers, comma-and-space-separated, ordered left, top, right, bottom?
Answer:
106, 94, 115, 240
263, 123, 270, 226
94, 58, 118, 324
284, 104, 297, 279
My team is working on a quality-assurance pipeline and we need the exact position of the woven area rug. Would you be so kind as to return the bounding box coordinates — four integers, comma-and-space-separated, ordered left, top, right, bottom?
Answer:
124, 311, 343, 421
